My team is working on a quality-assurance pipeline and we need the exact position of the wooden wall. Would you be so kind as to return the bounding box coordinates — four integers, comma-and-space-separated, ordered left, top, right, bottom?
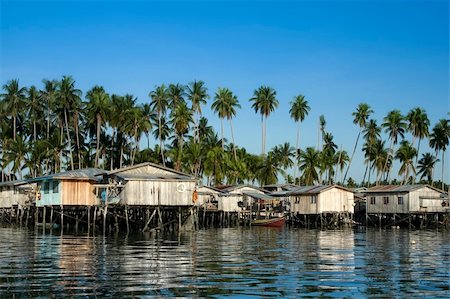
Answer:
0, 185, 31, 208
289, 187, 354, 214
120, 180, 196, 206
366, 186, 446, 214
61, 180, 98, 206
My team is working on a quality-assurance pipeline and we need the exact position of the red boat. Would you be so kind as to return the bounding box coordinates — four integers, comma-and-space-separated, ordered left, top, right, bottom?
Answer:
251, 216, 286, 227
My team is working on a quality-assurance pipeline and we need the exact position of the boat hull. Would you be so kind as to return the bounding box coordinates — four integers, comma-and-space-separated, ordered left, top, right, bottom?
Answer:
251, 217, 285, 227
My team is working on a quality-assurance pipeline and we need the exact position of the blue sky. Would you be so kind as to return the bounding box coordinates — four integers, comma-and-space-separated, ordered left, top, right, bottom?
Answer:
1, 0, 449, 183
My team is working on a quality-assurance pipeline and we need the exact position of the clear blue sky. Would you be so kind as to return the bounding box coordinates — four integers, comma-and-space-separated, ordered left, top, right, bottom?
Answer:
1, 0, 449, 183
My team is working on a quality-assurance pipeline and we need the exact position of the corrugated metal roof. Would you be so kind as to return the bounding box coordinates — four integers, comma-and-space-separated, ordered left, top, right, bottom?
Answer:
287, 185, 352, 195
28, 168, 105, 182
114, 173, 195, 181
108, 162, 194, 178
243, 192, 274, 200
0, 180, 30, 187
366, 184, 427, 193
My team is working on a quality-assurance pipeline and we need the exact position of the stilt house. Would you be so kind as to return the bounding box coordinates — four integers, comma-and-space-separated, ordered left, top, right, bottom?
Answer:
29, 168, 105, 207
287, 185, 354, 215
196, 185, 223, 211
365, 184, 448, 214
104, 163, 197, 206
0, 180, 35, 208
217, 185, 267, 212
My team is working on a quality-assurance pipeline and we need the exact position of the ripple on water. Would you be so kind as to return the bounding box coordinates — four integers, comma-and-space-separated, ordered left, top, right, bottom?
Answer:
0, 227, 449, 297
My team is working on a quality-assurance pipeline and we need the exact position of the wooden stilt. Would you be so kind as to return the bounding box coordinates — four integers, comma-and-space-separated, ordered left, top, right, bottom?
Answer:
43, 206, 46, 233
125, 205, 129, 233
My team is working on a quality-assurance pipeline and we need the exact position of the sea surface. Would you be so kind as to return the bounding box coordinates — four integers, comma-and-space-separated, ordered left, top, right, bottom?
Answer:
0, 226, 449, 298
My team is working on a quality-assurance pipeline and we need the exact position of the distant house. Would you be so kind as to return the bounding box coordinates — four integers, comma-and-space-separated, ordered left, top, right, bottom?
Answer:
29, 168, 105, 207
365, 185, 448, 214
261, 183, 298, 192
196, 185, 223, 211
218, 185, 267, 212
0, 180, 35, 208
287, 185, 354, 215
104, 162, 197, 206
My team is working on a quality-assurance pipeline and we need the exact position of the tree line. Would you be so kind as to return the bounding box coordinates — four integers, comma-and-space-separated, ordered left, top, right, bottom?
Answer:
0, 76, 449, 190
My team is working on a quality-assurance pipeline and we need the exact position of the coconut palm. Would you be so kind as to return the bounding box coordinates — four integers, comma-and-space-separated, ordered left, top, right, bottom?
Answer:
167, 83, 186, 110
1, 79, 27, 141
211, 87, 240, 159
362, 119, 381, 184
395, 140, 417, 184
26, 85, 43, 143
170, 100, 193, 170
55, 75, 82, 170
407, 107, 430, 174
429, 119, 449, 190
334, 149, 349, 184
318, 115, 326, 149
417, 153, 438, 184
40, 79, 58, 139
344, 103, 373, 182
3, 135, 28, 179
86, 86, 110, 168
187, 80, 209, 142
289, 95, 310, 180
149, 84, 169, 166
257, 152, 282, 185
382, 110, 407, 181
299, 147, 320, 185
249, 85, 279, 156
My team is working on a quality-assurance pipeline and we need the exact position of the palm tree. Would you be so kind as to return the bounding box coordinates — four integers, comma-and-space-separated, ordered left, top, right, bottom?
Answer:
187, 80, 209, 142
299, 147, 320, 185
86, 86, 110, 168
407, 107, 430, 172
167, 83, 186, 110
170, 100, 193, 170
362, 119, 381, 184
149, 84, 169, 166
417, 153, 438, 184
382, 110, 407, 181
211, 87, 241, 159
26, 85, 43, 143
55, 75, 82, 170
429, 119, 449, 190
334, 149, 349, 184
257, 152, 282, 185
3, 135, 28, 179
249, 85, 279, 156
1, 79, 27, 141
318, 115, 326, 149
322, 132, 337, 183
289, 95, 310, 180
395, 140, 417, 184
40, 79, 58, 139
343, 103, 373, 183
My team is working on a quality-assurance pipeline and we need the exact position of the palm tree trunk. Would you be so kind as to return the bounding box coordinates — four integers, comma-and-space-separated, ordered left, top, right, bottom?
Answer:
261, 115, 264, 156
158, 115, 166, 166
229, 119, 237, 161
95, 116, 100, 168
343, 130, 361, 183
13, 116, 16, 141
74, 114, 81, 169
221, 117, 224, 150
64, 109, 74, 170
295, 121, 300, 180
441, 150, 445, 191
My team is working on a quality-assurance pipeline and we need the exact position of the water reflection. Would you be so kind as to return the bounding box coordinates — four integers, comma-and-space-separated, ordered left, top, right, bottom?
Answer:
0, 227, 448, 297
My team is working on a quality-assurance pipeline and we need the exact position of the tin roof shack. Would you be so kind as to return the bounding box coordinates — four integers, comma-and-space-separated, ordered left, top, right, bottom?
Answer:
288, 185, 354, 215
196, 185, 223, 211
218, 185, 266, 212
106, 163, 197, 206
365, 185, 448, 214
30, 168, 105, 207
0, 180, 35, 208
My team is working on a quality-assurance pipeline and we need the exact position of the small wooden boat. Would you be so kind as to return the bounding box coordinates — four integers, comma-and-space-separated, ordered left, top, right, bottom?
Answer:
251, 216, 285, 227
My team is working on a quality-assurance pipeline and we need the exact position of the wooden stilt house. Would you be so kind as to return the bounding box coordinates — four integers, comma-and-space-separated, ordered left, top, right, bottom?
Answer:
103, 163, 197, 206
0, 180, 35, 208
365, 185, 448, 214
29, 168, 106, 207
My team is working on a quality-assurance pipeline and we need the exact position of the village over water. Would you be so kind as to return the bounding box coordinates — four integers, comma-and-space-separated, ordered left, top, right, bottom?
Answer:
1, 162, 448, 233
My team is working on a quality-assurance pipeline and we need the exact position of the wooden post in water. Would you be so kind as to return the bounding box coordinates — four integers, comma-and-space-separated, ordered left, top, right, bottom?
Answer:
50, 206, 54, 232
125, 205, 129, 233
42, 206, 46, 233
87, 206, 91, 234
60, 205, 64, 234
103, 205, 108, 235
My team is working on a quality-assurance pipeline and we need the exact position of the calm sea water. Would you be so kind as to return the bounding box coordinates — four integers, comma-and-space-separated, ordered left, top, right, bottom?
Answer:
0, 226, 449, 298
